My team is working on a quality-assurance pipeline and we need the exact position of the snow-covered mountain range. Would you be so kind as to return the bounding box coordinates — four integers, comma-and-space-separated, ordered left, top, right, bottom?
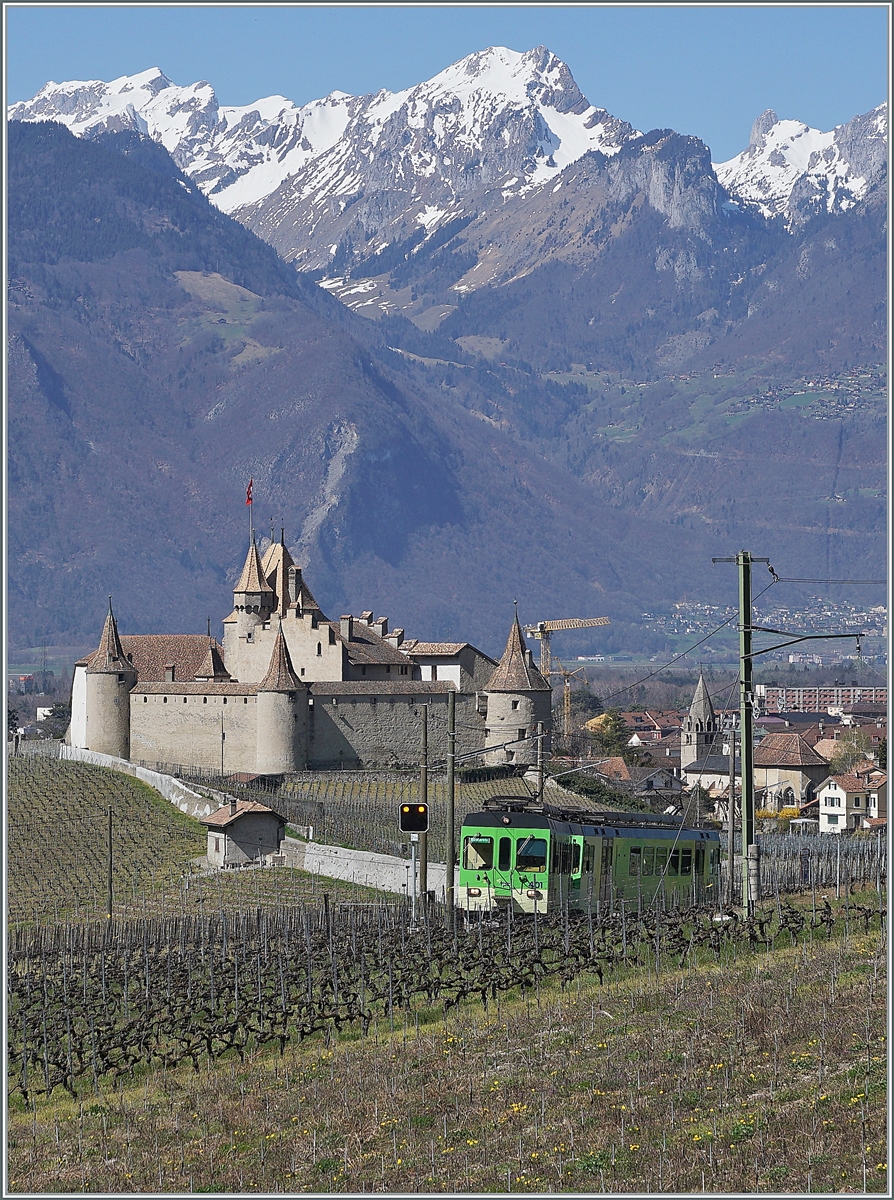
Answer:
715, 104, 887, 225
9, 47, 885, 283
10, 49, 636, 243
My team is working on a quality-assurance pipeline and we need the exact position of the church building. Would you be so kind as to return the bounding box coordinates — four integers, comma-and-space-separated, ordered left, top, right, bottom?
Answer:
68, 536, 552, 773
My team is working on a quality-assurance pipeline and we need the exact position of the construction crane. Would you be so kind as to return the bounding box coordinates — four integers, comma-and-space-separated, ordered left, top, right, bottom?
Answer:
523, 617, 610, 677
553, 660, 589, 744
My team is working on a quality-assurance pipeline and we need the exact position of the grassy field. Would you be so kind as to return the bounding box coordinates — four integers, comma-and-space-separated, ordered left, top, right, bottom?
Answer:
7, 907, 886, 1194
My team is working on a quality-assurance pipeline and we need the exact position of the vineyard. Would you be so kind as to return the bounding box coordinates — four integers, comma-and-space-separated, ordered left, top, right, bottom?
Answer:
7, 894, 887, 1194
6, 759, 394, 927
6, 756, 888, 1193
6, 758, 205, 926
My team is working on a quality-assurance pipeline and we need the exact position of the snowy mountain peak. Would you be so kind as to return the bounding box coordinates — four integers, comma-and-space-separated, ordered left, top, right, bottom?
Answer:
8, 47, 636, 223
716, 102, 887, 224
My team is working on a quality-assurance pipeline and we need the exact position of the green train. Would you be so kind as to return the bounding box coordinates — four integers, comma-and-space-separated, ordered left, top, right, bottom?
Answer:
459, 798, 722, 914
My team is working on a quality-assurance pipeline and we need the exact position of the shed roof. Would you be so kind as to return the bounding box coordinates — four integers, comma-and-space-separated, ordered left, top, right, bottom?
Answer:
201, 799, 285, 828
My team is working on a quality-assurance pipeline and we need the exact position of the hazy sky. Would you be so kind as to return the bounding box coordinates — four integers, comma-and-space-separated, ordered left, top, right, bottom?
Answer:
5, 4, 889, 161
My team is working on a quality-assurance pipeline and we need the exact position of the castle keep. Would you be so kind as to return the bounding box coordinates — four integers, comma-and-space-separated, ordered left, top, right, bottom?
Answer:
69, 537, 552, 773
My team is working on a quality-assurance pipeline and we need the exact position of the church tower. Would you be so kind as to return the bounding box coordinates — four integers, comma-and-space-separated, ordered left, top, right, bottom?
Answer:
483, 615, 552, 766
256, 619, 307, 774
84, 598, 137, 758
680, 670, 719, 767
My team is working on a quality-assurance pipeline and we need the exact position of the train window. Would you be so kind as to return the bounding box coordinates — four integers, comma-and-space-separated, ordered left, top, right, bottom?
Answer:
710, 847, 721, 872
583, 846, 593, 874
695, 846, 705, 876
498, 837, 512, 872
655, 848, 668, 875
668, 850, 679, 876
629, 847, 642, 875
516, 837, 547, 872
571, 842, 581, 875
464, 836, 493, 870
641, 847, 655, 876
680, 847, 693, 876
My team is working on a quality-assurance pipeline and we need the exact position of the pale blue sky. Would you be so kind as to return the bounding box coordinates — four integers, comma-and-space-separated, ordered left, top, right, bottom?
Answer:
5, 4, 889, 161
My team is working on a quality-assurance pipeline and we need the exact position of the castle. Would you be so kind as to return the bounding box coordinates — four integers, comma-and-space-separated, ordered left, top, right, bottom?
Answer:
68, 535, 552, 773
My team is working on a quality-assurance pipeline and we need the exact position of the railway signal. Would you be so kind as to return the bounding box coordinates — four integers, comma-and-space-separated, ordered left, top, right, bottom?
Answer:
399, 803, 429, 833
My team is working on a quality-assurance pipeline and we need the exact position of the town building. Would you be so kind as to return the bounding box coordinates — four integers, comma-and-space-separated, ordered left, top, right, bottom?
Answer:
755, 684, 887, 714
67, 537, 551, 773
753, 733, 830, 810
815, 768, 887, 834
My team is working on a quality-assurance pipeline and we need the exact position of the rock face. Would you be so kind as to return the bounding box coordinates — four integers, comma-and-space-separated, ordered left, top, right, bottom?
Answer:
714, 103, 887, 226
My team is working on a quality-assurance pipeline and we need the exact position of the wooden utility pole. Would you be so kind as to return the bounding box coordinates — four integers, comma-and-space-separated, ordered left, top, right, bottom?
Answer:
536, 721, 544, 800
727, 728, 736, 905
107, 806, 113, 920
419, 705, 428, 898
446, 690, 456, 927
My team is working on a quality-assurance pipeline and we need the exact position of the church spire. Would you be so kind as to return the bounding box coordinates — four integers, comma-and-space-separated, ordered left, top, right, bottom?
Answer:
689, 670, 716, 728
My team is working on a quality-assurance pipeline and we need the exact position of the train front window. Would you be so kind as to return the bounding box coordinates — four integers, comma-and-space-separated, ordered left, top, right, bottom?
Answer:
498, 836, 512, 872
516, 837, 547, 872
464, 836, 494, 870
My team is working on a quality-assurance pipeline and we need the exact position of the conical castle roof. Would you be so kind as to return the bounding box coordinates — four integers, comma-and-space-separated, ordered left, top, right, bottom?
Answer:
486, 615, 551, 692
261, 536, 296, 616
258, 622, 302, 692
89, 599, 133, 673
234, 540, 275, 598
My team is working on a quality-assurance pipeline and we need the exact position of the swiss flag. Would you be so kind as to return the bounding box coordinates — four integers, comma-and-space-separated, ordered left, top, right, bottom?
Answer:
246, 478, 253, 505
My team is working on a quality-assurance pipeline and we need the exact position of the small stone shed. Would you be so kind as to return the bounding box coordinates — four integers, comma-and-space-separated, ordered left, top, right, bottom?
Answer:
201, 798, 286, 868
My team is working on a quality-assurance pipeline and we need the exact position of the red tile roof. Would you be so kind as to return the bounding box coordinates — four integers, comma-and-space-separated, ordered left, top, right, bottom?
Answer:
200, 799, 284, 828
753, 732, 828, 768
82, 635, 226, 683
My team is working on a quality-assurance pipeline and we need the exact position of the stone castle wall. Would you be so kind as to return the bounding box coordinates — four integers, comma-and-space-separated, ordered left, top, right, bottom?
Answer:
308, 692, 484, 768
131, 693, 258, 773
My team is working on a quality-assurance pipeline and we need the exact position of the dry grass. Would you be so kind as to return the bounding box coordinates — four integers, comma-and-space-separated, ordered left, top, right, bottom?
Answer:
7, 912, 886, 1194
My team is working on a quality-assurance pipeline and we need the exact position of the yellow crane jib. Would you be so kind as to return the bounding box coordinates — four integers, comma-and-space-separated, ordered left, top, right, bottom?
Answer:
522, 617, 610, 676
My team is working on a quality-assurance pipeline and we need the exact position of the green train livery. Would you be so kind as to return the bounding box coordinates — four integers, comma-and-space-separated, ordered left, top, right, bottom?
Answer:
459, 798, 721, 914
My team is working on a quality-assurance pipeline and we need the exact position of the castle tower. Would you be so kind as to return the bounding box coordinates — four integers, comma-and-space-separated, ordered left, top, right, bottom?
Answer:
680, 670, 719, 767
483, 614, 552, 766
260, 530, 296, 617
223, 538, 277, 679
256, 619, 307, 774
84, 598, 137, 758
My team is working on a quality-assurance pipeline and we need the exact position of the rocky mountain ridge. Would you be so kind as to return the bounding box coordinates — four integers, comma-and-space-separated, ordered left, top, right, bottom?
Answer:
714, 103, 887, 226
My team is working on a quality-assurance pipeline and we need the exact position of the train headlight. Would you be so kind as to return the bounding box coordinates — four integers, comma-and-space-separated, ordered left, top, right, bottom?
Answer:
468, 888, 482, 897
526, 889, 541, 899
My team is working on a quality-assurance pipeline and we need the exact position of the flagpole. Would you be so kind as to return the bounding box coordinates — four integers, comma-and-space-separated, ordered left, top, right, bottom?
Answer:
246, 477, 254, 542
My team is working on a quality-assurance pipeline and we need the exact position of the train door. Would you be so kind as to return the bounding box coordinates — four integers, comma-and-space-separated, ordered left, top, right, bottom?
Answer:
493, 834, 513, 898
598, 839, 614, 903
570, 834, 585, 909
